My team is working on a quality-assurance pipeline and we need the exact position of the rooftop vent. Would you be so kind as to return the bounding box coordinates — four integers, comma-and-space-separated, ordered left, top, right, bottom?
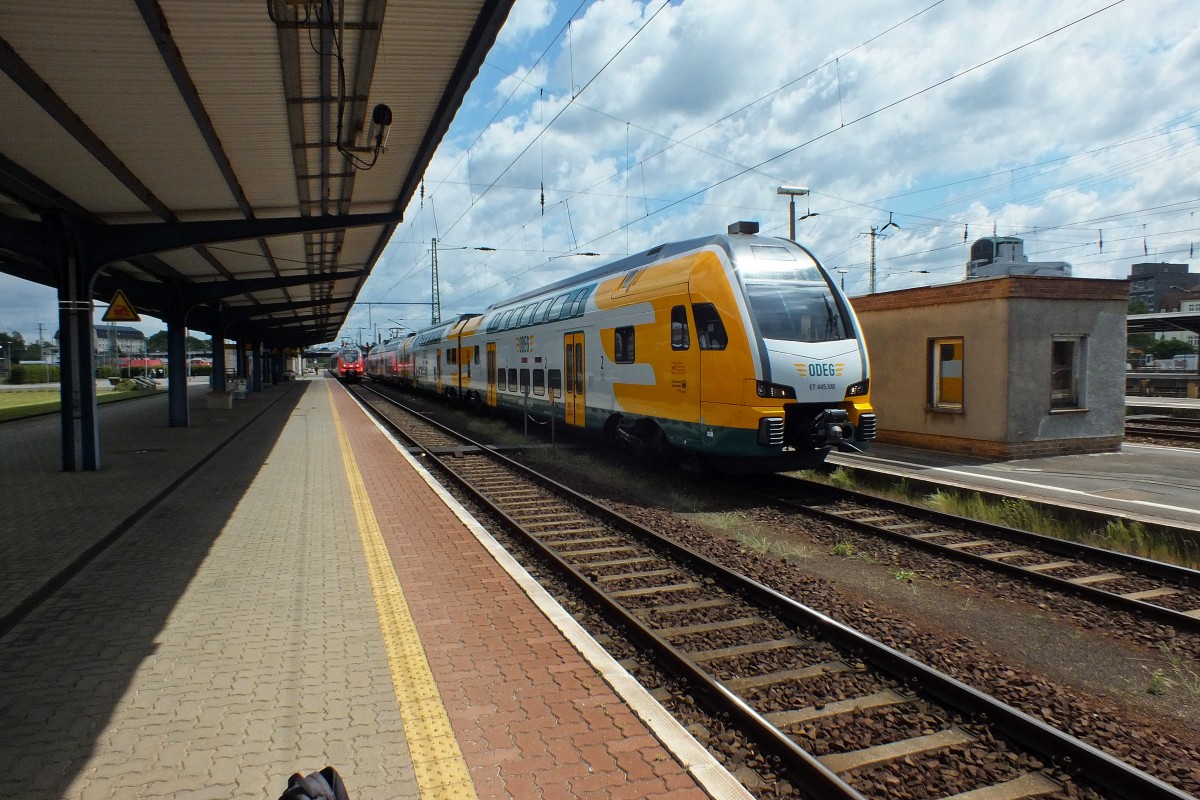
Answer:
728, 221, 759, 235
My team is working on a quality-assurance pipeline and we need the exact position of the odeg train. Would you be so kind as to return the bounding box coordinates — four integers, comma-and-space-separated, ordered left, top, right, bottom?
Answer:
365, 221, 875, 471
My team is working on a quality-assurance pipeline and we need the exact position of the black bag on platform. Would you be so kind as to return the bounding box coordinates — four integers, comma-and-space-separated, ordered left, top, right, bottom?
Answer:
279, 766, 350, 800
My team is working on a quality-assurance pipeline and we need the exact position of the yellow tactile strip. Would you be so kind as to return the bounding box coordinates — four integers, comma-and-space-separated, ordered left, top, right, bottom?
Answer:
329, 389, 477, 799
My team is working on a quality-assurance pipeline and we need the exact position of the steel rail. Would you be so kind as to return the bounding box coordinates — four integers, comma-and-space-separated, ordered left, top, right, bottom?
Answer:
1125, 423, 1200, 442
348, 385, 1195, 800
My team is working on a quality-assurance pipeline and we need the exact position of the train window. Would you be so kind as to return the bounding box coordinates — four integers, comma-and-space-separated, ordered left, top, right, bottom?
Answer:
559, 289, 583, 320
564, 344, 575, 393
1051, 336, 1085, 409
474, 345, 480, 365
548, 369, 562, 395
519, 368, 531, 394
749, 245, 795, 261
498, 367, 507, 391
929, 337, 964, 411
745, 282, 849, 343
671, 305, 690, 350
534, 299, 552, 323
692, 304, 728, 350
508, 368, 518, 388
548, 293, 570, 320
533, 369, 545, 396
570, 286, 593, 316
499, 309, 515, 330
447, 348, 456, 365
614, 326, 635, 363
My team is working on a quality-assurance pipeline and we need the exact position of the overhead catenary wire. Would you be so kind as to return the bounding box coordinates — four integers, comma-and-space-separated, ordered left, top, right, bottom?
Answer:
350, 0, 1200, 332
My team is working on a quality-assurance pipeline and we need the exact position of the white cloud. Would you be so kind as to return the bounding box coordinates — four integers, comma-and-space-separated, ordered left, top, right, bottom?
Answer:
494, 0, 556, 46
7, 0, 1198, 345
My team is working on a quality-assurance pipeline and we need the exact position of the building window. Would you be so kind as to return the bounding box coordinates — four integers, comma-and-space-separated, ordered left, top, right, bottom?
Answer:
1051, 335, 1085, 409
929, 337, 963, 411
614, 326, 635, 363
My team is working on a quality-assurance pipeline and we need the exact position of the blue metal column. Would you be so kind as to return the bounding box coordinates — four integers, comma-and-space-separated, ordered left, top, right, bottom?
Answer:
251, 342, 264, 392
210, 311, 227, 392
165, 304, 189, 427
56, 220, 101, 471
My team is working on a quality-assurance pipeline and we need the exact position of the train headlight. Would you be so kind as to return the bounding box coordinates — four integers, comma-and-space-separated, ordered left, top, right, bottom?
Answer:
755, 381, 796, 399
844, 378, 870, 398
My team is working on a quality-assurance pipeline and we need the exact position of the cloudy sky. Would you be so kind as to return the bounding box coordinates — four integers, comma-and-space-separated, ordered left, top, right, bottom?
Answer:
4, 0, 1198, 346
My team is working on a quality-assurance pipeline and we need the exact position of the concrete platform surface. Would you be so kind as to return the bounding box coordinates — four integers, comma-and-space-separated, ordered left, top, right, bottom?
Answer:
0, 377, 748, 800
830, 440, 1200, 531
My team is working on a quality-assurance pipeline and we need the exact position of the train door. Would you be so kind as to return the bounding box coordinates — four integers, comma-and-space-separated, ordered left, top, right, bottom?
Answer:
563, 332, 585, 427
435, 349, 443, 394
486, 343, 497, 407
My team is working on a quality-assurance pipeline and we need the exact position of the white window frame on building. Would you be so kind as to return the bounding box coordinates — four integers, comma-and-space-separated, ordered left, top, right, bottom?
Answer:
929, 337, 964, 411
1050, 335, 1087, 411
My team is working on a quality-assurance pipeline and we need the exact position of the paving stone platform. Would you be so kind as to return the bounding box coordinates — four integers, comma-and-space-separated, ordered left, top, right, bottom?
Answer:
0, 376, 746, 800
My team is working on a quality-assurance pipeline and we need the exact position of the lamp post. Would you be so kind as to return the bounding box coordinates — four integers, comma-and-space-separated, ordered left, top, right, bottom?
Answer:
837, 269, 849, 291
777, 185, 809, 241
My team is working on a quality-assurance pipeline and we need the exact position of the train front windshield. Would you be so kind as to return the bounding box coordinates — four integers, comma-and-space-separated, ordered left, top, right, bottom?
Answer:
739, 244, 849, 344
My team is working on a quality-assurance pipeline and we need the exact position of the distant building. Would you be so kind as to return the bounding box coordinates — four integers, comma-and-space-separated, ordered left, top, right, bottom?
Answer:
965, 237, 1071, 279
94, 324, 145, 357
1128, 262, 1198, 311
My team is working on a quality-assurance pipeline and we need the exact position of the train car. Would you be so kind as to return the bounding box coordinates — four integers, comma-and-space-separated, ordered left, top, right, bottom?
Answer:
364, 337, 404, 383
327, 345, 364, 383
395, 221, 875, 471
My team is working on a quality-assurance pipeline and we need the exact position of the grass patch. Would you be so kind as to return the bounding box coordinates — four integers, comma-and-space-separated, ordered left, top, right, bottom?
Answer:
830, 540, 856, 558
0, 387, 153, 422
1160, 642, 1200, 696
695, 511, 812, 561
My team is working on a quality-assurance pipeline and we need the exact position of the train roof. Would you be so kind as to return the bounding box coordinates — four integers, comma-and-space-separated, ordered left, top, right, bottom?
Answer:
402, 223, 824, 341
489, 230, 749, 311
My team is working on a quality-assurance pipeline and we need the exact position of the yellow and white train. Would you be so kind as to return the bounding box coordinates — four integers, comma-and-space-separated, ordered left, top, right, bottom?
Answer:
365, 221, 875, 471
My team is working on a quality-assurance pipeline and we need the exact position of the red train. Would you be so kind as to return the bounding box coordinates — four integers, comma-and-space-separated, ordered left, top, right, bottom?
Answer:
327, 346, 364, 382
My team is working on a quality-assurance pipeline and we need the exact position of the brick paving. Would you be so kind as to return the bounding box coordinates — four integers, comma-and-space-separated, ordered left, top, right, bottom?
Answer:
0, 377, 723, 799
332, 385, 712, 799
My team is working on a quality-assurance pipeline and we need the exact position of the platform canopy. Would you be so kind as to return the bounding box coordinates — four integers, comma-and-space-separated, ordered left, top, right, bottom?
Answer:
0, 0, 514, 347
1127, 311, 1200, 336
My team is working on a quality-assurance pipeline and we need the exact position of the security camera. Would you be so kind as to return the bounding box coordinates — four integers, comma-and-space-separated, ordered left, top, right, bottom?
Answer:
367, 103, 392, 152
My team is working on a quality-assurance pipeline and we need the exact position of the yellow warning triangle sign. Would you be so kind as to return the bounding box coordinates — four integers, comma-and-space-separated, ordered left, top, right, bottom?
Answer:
102, 289, 141, 322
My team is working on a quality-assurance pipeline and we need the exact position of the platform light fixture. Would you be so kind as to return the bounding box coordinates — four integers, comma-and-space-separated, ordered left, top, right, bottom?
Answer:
777, 185, 809, 241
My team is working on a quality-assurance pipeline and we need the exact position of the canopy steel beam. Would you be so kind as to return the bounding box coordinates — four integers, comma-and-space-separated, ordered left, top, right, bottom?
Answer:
84, 212, 402, 266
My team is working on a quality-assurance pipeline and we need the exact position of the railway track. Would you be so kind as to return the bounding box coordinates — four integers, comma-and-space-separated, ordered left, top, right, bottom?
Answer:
756, 477, 1200, 633
1125, 416, 1200, 444
348, 383, 1195, 800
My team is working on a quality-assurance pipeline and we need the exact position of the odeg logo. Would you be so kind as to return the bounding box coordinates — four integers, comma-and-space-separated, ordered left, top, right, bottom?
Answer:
796, 362, 844, 378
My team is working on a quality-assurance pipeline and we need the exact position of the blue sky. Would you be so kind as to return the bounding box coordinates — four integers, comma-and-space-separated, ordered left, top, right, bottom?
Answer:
3, 0, 1198, 345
